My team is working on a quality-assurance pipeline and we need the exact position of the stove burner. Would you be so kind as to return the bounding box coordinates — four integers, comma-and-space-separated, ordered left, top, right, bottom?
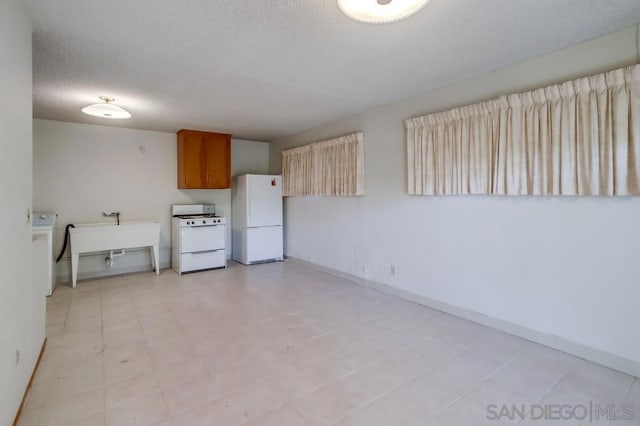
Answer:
174, 214, 219, 219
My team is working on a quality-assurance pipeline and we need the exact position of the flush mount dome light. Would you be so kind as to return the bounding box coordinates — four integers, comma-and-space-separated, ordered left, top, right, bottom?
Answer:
81, 96, 131, 119
337, 0, 431, 23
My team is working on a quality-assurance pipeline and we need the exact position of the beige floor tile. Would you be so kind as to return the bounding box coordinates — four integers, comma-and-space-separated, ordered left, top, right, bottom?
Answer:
50, 339, 105, 368
138, 314, 177, 333
105, 302, 136, 317
16, 407, 42, 426
149, 344, 197, 369
66, 304, 101, 318
242, 404, 307, 426
105, 390, 169, 426
162, 376, 221, 415
197, 340, 255, 371
105, 372, 161, 409
284, 351, 361, 393
293, 381, 362, 424
103, 340, 149, 366
204, 360, 276, 399
470, 332, 532, 364
610, 384, 640, 426
145, 333, 191, 354
155, 358, 210, 388
539, 360, 633, 409
487, 349, 575, 404
52, 328, 103, 348
36, 263, 639, 426
22, 381, 48, 412
104, 353, 156, 385
46, 355, 104, 402
167, 402, 240, 426
336, 349, 506, 425
143, 324, 187, 344
332, 388, 427, 426
39, 387, 104, 426
67, 412, 105, 426
63, 318, 102, 336
564, 359, 634, 401
151, 420, 173, 426
296, 336, 463, 424
430, 378, 529, 426
197, 380, 291, 425
104, 320, 145, 347
31, 354, 56, 386
103, 316, 139, 331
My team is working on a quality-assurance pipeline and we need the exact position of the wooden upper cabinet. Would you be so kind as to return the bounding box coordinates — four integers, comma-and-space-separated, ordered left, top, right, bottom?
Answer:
177, 130, 231, 189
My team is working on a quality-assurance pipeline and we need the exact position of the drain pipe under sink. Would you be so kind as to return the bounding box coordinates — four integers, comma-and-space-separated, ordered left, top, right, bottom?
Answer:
105, 249, 126, 268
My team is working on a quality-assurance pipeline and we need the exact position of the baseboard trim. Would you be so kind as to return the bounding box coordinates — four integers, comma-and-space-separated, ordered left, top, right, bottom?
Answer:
13, 337, 47, 426
286, 256, 640, 378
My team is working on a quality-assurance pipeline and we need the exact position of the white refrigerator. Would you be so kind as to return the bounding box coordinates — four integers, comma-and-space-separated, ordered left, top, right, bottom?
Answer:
232, 174, 283, 265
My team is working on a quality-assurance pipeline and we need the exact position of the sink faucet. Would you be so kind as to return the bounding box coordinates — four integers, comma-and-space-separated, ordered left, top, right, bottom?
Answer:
103, 211, 121, 225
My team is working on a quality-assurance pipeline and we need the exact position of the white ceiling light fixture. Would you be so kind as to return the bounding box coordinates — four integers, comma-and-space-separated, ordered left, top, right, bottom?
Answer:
81, 96, 131, 119
337, 0, 431, 24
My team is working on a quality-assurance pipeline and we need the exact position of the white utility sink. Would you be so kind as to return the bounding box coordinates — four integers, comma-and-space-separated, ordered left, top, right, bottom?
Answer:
69, 220, 160, 287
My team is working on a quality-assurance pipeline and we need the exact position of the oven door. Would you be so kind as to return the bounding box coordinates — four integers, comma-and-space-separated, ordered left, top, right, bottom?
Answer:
180, 225, 225, 253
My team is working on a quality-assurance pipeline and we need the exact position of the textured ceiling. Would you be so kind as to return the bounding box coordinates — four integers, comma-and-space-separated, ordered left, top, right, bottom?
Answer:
22, 0, 640, 141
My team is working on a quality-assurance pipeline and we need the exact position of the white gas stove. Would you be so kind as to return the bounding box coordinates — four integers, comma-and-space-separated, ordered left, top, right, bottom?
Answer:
171, 204, 227, 274
176, 215, 225, 227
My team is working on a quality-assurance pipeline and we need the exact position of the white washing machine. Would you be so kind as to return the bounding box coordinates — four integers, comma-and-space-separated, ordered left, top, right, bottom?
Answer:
32, 211, 57, 296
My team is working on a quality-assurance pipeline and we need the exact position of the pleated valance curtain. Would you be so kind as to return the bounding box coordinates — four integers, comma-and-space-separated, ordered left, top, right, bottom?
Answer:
406, 64, 640, 196
282, 132, 365, 196
282, 145, 313, 196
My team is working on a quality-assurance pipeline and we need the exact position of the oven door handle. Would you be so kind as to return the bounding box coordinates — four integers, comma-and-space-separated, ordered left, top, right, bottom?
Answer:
188, 249, 224, 254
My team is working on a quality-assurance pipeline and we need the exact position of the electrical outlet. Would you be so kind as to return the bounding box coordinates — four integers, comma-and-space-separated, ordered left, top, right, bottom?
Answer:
16, 349, 20, 365
390, 265, 395, 276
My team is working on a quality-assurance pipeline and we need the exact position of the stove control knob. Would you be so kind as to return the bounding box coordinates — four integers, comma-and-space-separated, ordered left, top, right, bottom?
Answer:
202, 220, 206, 224
187, 221, 191, 225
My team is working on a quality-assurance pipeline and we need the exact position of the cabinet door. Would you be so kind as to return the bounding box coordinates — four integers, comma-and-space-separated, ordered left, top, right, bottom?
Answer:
203, 133, 231, 189
177, 130, 231, 189
178, 132, 205, 188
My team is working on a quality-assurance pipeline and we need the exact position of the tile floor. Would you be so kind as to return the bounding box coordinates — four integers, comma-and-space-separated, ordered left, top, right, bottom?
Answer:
18, 261, 639, 426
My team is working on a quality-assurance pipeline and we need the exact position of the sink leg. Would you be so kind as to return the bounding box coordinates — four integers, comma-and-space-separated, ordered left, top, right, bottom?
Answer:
71, 253, 79, 288
149, 246, 155, 270
152, 245, 159, 275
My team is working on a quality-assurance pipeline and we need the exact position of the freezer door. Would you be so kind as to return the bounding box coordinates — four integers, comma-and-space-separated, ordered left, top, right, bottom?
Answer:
247, 226, 283, 263
247, 175, 283, 227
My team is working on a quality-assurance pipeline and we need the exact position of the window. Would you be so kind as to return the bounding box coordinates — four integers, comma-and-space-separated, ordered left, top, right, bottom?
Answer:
282, 132, 365, 196
406, 64, 640, 196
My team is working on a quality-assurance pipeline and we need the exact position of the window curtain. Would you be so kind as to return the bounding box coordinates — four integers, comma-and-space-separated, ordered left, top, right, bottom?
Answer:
406, 64, 640, 196
282, 132, 365, 196
282, 144, 313, 196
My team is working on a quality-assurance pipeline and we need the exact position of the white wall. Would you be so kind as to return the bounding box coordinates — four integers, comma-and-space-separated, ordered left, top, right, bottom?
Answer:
0, 1, 45, 424
33, 119, 269, 281
270, 26, 640, 375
